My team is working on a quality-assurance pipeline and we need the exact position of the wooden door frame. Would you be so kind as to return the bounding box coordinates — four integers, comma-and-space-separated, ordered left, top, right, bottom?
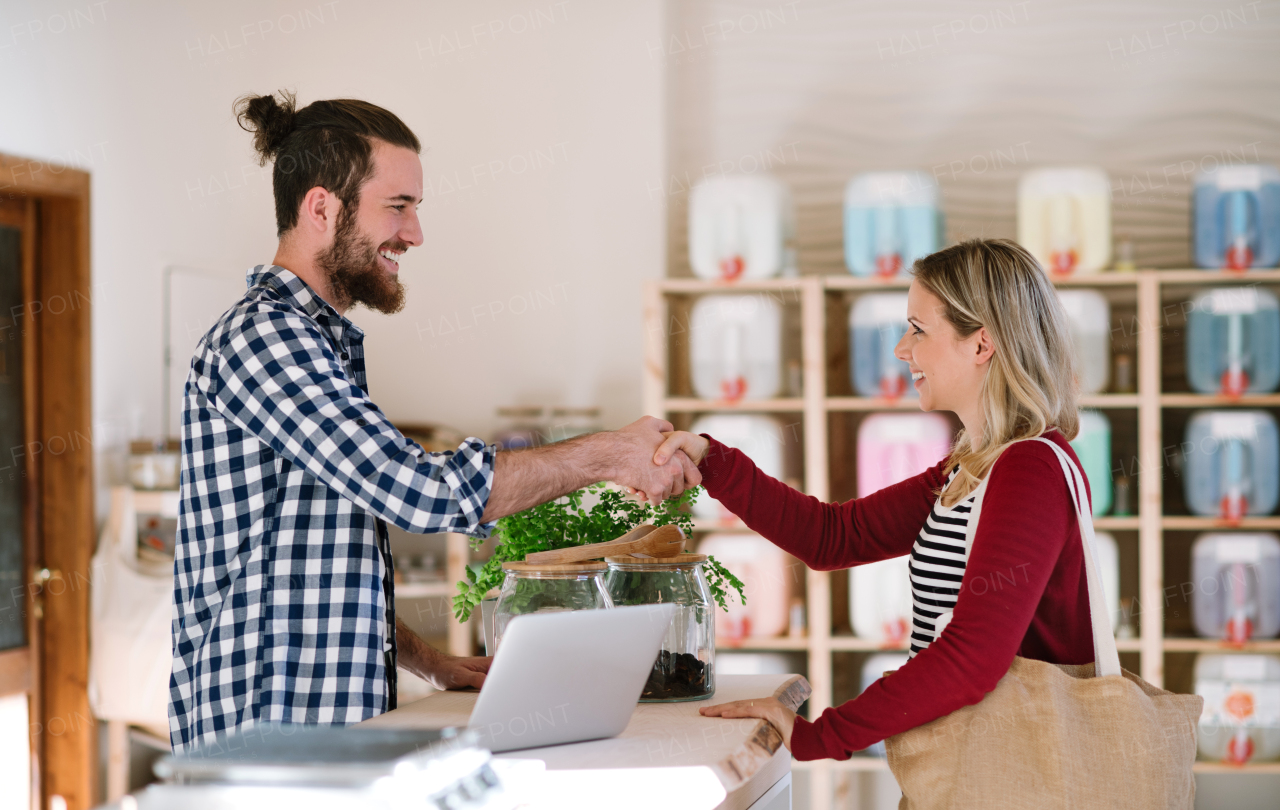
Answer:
0, 152, 95, 810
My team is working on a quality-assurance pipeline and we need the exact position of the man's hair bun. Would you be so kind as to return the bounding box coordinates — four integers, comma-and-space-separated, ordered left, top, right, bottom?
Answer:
232, 89, 420, 236
234, 90, 298, 165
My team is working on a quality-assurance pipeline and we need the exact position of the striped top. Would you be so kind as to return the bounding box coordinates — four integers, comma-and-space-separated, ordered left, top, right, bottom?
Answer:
908, 469, 978, 658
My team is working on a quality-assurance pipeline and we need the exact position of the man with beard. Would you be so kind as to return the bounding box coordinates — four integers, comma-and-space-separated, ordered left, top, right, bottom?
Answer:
168, 91, 698, 751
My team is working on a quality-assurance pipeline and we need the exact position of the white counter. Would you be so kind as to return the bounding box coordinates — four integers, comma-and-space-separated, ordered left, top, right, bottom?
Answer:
361, 672, 811, 810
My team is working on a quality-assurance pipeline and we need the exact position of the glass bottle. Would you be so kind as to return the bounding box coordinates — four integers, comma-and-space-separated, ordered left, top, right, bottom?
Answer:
491, 561, 612, 651
604, 553, 715, 702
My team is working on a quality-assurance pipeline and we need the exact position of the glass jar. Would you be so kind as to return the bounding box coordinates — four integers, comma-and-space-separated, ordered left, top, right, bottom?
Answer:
604, 553, 715, 702
492, 561, 612, 651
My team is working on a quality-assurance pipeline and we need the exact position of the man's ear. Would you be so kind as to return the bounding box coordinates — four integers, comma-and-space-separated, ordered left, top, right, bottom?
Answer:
298, 186, 338, 235
973, 327, 995, 366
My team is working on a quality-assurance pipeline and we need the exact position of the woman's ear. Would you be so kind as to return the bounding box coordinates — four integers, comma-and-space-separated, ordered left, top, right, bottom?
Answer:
973, 327, 995, 366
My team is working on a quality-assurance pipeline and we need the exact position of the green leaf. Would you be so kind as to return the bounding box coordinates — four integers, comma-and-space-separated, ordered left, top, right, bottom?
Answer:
703, 554, 747, 613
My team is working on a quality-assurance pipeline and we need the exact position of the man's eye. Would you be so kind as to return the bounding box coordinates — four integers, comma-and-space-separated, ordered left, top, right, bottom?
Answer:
392, 205, 406, 211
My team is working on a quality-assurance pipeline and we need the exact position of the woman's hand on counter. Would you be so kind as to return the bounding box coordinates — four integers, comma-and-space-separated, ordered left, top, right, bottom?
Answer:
699, 696, 796, 751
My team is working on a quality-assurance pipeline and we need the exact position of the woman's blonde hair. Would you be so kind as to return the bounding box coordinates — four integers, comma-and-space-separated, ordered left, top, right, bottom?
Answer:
911, 238, 1080, 506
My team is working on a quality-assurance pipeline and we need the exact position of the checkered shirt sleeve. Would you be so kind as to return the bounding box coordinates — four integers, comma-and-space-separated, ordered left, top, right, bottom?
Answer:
211, 302, 494, 534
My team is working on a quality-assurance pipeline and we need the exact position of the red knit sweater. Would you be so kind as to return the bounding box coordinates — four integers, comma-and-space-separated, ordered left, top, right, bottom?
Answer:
696, 430, 1097, 761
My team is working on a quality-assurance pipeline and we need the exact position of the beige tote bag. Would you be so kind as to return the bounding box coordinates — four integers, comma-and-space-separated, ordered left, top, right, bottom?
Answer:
884, 438, 1202, 810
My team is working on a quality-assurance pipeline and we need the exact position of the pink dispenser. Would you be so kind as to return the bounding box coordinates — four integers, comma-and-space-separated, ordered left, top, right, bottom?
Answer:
856, 413, 953, 497
849, 414, 951, 649
697, 533, 795, 643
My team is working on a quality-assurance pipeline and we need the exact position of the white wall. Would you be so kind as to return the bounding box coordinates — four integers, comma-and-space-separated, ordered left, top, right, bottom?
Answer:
0, 0, 667, 505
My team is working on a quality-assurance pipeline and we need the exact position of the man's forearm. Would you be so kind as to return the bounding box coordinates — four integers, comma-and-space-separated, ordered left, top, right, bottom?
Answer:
395, 617, 442, 680
479, 433, 613, 523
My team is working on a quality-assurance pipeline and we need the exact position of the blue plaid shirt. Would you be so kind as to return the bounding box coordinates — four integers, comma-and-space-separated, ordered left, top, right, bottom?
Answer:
168, 265, 496, 751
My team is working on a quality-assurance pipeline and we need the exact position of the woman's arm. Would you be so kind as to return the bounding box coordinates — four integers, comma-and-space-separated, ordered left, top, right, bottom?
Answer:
788, 440, 1080, 760
655, 431, 947, 571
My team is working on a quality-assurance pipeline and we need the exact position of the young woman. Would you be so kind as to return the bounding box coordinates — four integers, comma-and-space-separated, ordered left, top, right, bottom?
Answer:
651, 238, 1097, 760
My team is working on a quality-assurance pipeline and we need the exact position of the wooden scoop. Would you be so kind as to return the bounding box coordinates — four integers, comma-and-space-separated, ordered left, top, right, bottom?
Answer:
524, 524, 685, 566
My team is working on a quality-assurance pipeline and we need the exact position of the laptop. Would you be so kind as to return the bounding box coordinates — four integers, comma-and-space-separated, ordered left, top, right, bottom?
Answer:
468, 603, 677, 753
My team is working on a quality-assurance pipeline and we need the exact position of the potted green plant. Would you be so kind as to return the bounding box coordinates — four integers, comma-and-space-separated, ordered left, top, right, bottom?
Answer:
452, 485, 745, 622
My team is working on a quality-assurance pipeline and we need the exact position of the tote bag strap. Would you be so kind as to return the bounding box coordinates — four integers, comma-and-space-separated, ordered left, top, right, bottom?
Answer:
967, 438, 1121, 678
1029, 437, 1122, 677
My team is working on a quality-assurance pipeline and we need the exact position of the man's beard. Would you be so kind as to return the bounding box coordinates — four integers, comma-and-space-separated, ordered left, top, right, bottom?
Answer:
315, 205, 407, 315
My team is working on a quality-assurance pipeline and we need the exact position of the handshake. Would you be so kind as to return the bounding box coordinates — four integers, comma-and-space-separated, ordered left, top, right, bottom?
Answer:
482, 416, 715, 522
609, 416, 711, 505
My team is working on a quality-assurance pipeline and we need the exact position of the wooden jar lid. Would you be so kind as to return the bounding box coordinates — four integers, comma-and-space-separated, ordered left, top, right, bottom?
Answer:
604, 552, 708, 566
502, 560, 608, 574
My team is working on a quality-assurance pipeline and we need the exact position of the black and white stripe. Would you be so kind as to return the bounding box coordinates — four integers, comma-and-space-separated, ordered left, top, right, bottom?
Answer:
908, 469, 977, 657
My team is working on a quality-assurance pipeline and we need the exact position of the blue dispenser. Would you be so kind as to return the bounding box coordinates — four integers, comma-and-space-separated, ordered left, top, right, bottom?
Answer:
844, 172, 943, 278
1186, 287, 1280, 396
1193, 165, 1280, 270
1183, 411, 1280, 520
849, 293, 915, 399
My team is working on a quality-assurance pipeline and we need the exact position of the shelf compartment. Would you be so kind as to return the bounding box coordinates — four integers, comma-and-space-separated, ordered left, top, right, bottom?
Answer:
1161, 638, 1280, 653
825, 397, 921, 411
664, 397, 804, 412
1160, 393, 1280, 407
1048, 273, 1143, 287
1192, 762, 1280, 774
655, 278, 807, 293
716, 636, 810, 651
1080, 394, 1140, 408
829, 636, 909, 652
1155, 269, 1280, 286
1095, 516, 1141, 530
822, 276, 912, 291
1162, 516, 1280, 530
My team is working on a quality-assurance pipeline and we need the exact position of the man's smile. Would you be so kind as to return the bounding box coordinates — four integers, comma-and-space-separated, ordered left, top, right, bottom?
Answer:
378, 247, 402, 272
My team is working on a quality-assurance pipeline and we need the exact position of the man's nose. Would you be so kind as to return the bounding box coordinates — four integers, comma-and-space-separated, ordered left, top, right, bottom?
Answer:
402, 209, 424, 247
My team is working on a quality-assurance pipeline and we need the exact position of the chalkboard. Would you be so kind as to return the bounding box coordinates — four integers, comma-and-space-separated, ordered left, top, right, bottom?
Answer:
0, 226, 25, 651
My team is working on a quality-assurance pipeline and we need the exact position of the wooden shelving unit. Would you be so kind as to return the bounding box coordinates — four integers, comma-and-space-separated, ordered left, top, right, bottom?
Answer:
643, 268, 1280, 806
